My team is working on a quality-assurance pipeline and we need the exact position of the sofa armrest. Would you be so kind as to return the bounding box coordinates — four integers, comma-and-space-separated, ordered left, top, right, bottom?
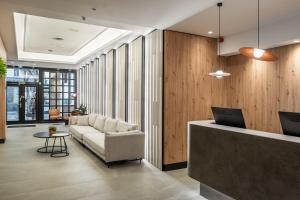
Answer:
104, 131, 145, 162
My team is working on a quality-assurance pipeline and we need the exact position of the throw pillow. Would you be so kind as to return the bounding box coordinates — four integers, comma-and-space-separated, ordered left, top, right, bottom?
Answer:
77, 116, 89, 126
69, 116, 78, 125
116, 121, 138, 132
103, 118, 118, 133
89, 113, 98, 126
94, 115, 107, 132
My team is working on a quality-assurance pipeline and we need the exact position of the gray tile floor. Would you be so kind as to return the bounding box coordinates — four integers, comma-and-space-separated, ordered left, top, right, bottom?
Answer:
0, 124, 206, 200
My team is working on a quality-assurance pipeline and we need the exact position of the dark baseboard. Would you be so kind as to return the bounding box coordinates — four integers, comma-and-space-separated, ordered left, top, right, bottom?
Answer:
7, 124, 36, 128
162, 162, 187, 171
0, 139, 5, 144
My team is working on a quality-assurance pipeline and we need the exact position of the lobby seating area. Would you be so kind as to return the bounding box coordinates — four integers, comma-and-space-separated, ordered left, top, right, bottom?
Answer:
1, 0, 300, 199
69, 114, 144, 166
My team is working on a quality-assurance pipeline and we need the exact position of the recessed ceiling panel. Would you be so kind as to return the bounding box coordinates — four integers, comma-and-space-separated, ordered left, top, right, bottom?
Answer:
24, 15, 106, 56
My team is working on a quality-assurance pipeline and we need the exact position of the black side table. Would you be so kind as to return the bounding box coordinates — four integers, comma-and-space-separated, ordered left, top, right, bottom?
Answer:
33, 131, 70, 157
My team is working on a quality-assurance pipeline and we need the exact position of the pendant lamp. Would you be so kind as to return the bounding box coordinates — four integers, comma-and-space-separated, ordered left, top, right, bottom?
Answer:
239, 0, 277, 61
209, 2, 231, 79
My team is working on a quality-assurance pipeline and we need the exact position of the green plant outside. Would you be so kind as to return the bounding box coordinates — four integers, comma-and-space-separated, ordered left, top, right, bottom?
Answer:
0, 57, 7, 78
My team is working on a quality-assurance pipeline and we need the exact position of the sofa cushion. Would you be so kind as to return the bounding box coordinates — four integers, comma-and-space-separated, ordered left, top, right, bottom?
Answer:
94, 115, 107, 132
83, 132, 105, 155
77, 116, 89, 126
89, 113, 98, 126
103, 118, 118, 133
116, 121, 138, 132
69, 125, 99, 140
69, 116, 78, 125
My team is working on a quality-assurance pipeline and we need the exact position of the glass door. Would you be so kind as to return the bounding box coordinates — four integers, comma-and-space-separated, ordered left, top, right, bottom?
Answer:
6, 86, 20, 122
6, 84, 37, 124
24, 86, 37, 122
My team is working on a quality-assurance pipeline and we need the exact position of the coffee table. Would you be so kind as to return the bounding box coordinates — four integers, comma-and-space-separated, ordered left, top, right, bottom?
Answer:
33, 131, 70, 157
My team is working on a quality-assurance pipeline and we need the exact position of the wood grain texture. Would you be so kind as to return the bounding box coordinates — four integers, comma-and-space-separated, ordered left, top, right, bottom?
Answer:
164, 31, 217, 164
164, 30, 300, 165
0, 36, 6, 141
224, 43, 300, 133
0, 78, 6, 140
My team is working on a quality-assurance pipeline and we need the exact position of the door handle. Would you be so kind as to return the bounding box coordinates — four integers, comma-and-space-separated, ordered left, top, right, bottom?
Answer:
19, 96, 25, 108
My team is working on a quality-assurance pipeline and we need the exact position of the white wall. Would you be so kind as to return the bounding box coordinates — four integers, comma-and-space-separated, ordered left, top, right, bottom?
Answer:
0, 35, 7, 61
105, 50, 115, 117
145, 30, 163, 169
115, 45, 127, 121
220, 15, 300, 56
128, 37, 143, 130
77, 30, 164, 170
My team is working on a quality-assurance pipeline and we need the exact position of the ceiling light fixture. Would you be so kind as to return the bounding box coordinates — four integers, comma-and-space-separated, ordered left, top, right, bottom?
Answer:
208, 31, 213, 34
209, 2, 231, 79
239, 0, 277, 61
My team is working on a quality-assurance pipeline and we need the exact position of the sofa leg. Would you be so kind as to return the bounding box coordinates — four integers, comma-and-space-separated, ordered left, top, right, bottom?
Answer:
107, 162, 110, 168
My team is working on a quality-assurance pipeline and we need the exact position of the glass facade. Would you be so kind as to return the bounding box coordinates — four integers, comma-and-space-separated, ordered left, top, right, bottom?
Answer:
6, 68, 39, 83
6, 66, 77, 123
42, 70, 76, 120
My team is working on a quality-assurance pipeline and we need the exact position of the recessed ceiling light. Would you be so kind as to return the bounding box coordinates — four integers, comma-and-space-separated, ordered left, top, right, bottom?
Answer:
208, 31, 213, 34
92, 8, 97, 11
53, 37, 64, 41
293, 40, 299, 43
48, 49, 53, 52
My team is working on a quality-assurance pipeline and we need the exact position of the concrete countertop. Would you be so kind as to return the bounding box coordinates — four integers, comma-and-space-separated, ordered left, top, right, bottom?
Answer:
188, 120, 300, 144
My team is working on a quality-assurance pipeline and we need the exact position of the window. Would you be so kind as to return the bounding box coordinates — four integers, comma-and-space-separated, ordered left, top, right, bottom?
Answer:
7, 67, 39, 83
43, 70, 76, 120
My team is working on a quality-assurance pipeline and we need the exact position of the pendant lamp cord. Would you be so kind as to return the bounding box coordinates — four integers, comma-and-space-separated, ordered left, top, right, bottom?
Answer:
218, 3, 221, 69
258, 0, 260, 49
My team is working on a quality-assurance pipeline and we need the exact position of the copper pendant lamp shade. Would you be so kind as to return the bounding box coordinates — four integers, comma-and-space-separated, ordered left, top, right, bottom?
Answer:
239, 47, 278, 61
239, 0, 278, 62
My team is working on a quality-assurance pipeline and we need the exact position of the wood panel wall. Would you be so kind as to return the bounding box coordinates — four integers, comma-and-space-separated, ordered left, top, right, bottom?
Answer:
164, 31, 218, 165
0, 79, 5, 141
163, 30, 300, 166
0, 35, 6, 142
221, 43, 300, 133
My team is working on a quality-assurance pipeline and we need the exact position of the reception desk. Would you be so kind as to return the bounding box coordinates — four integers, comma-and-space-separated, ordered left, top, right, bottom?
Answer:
188, 120, 300, 200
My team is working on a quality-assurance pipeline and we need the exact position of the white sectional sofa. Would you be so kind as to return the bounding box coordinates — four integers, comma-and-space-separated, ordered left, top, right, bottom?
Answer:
69, 114, 144, 166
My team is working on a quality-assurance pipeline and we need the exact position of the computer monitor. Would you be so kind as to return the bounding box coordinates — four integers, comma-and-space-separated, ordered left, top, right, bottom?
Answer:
211, 107, 246, 128
279, 111, 300, 137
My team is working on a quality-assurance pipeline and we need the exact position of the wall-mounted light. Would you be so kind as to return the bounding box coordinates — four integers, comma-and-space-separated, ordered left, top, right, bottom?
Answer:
209, 70, 230, 79
208, 31, 213, 35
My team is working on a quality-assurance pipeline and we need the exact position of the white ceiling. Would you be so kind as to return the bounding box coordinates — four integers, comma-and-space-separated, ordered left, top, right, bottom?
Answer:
170, 0, 300, 37
0, 0, 300, 65
24, 15, 106, 56
14, 13, 132, 64
0, 0, 219, 64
